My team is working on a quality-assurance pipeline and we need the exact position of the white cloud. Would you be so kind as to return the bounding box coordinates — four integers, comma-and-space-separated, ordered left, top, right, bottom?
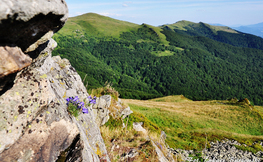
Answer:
123, 4, 129, 7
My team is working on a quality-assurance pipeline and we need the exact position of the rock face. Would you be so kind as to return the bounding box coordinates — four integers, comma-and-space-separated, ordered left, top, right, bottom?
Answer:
0, 1, 110, 161
0, 46, 32, 78
0, 0, 68, 92
0, 0, 68, 52
0, 46, 32, 93
92, 95, 111, 126
92, 96, 133, 127
0, 40, 109, 161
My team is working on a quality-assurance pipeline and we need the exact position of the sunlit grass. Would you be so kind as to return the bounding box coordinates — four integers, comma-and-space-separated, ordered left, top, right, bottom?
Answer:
123, 96, 263, 150
164, 20, 238, 34
152, 50, 174, 57
58, 13, 139, 38
100, 122, 159, 161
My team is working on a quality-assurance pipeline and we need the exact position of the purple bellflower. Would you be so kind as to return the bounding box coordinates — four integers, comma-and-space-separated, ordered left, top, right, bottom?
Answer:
66, 95, 97, 115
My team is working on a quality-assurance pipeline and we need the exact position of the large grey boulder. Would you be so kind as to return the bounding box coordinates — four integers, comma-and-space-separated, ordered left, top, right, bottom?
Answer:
0, 0, 68, 93
0, 0, 68, 52
0, 40, 110, 161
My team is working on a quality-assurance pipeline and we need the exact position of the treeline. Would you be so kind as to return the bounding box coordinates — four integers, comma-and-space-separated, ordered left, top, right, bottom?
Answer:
53, 25, 263, 105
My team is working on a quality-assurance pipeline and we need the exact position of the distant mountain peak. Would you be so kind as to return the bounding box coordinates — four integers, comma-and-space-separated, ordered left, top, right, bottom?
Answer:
162, 20, 238, 34
231, 22, 263, 38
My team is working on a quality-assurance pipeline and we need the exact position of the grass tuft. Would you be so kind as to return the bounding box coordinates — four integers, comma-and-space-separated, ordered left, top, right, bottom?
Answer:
90, 82, 119, 100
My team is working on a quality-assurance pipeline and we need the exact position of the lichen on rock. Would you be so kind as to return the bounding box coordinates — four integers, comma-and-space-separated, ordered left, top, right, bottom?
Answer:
0, 38, 110, 161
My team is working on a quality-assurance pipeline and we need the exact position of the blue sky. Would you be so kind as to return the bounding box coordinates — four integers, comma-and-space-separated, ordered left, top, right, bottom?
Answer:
66, 0, 263, 26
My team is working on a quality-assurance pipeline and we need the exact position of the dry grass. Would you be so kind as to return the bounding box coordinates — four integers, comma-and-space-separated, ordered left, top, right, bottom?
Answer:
123, 96, 256, 124
122, 95, 263, 150
100, 126, 159, 161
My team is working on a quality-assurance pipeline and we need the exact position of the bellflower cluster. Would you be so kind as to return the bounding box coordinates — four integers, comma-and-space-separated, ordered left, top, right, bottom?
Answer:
87, 95, 96, 105
65, 95, 97, 117
66, 96, 88, 117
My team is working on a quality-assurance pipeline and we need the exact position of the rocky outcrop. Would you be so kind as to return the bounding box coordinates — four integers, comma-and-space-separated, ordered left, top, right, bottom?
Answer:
0, 1, 110, 161
92, 96, 133, 127
0, 0, 68, 52
0, 46, 32, 78
0, 39, 110, 161
92, 95, 111, 126
121, 106, 133, 119
0, 0, 69, 92
203, 140, 262, 161
169, 139, 263, 162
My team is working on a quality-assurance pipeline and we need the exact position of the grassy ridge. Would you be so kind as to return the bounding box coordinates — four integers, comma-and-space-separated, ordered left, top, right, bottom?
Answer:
58, 13, 139, 37
123, 96, 263, 150
164, 20, 238, 34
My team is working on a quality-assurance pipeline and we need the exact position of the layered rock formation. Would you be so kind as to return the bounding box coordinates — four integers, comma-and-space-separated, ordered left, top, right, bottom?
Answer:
0, 0, 109, 161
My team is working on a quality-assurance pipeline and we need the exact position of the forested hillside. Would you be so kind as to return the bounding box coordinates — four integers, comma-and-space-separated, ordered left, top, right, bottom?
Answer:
53, 13, 263, 105
162, 21, 263, 50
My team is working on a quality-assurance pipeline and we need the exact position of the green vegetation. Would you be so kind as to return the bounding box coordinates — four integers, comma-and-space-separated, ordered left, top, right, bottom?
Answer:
58, 13, 139, 38
163, 20, 238, 34
234, 143, 263, 154
163, 21, 263, 50
53, 13, 263, 105
123, 96, 263, 150
67, 102, 80, 117
65, 96, 91, 117
105, 111, 160, 134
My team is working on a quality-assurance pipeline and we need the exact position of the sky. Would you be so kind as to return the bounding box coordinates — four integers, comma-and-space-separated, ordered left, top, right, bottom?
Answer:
66, 0, 263, 27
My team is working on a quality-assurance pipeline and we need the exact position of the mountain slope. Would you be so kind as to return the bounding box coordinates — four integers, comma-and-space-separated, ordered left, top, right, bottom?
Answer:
164, 20, 238, 34
58, 13, 140, 37
163, 21, 263, 50
53, 13, 263, 105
